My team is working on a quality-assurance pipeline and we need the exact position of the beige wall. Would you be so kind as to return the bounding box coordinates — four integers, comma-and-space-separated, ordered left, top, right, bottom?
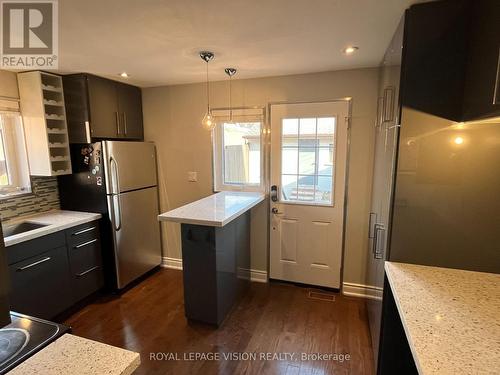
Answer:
143, 68, 378, 286
0, 70, 19, 98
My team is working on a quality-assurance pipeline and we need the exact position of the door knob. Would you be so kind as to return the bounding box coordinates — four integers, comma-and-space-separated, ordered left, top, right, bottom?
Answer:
271, 207, 283, 215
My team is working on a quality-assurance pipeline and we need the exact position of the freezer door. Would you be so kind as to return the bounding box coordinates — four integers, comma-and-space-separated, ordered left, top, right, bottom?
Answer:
107, 187, 162, 289
103, 141, 157, 194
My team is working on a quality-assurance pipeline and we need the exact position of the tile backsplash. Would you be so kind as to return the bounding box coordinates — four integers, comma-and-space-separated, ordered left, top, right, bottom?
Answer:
0, 176, 60, 222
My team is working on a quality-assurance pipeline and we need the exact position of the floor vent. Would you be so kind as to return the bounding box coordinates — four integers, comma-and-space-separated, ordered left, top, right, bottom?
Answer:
307, 290, 336, 302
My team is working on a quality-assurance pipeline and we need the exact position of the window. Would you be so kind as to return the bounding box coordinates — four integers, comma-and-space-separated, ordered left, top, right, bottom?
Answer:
213, 108, 265, 192
280, 117, 336, 205
0, 106, 31, 197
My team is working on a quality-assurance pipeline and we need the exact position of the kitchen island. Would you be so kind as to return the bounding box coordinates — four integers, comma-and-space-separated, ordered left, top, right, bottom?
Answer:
379, 262, 500, 375
158, 191, 265, 326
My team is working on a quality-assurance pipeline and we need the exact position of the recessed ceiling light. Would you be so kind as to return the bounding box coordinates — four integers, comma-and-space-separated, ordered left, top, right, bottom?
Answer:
343, 46, 359, 55
119, 72, 129, 78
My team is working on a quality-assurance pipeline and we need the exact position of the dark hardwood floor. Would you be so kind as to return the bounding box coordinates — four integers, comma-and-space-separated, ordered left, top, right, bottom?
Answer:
64, 269, 374, 375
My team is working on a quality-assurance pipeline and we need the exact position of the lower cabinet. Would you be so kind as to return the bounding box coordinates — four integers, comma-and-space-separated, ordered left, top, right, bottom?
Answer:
6, 220, 104, 320
9, 246, 73, 320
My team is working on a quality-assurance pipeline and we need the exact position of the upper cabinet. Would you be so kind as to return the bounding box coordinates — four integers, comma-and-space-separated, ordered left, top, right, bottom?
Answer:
400, 0, 500, 122
18, 71, 72, 176
63, 74, 144, 143
462, 0, 500, 121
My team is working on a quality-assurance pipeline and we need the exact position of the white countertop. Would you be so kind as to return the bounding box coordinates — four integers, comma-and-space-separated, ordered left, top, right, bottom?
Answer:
385, 261, 500, 375
158, 191, 265, 227
3, 210, 102, 247
8, 334, 140, 375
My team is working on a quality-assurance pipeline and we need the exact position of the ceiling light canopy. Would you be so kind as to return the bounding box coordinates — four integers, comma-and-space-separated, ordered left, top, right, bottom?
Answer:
343, 46, 359, 55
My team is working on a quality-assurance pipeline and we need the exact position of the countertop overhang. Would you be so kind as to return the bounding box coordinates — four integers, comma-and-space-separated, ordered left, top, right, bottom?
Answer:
158, 191, 265, 227
384, 261, 500, 375
7, 334, 140, 375
3, 210, 102, 247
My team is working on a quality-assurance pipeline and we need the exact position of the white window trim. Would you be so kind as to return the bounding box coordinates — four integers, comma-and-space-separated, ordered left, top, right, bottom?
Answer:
0, 103, 32, 198
212, 107, 266, 192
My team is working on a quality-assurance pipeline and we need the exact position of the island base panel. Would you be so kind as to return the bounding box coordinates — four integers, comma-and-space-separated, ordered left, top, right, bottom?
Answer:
181, 212, 250, 326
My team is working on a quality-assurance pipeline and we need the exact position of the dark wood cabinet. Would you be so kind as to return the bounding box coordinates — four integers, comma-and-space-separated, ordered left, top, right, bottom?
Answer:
65, 222, 104, 302
6, 220, 103, 320
117, 82, 144, 140
63, 74, 144, 142
87, 75, 120, 139
401, 0, 500, 122
462, 0, 500, 121
401, 0, 470, 122
9, 246, 73, 320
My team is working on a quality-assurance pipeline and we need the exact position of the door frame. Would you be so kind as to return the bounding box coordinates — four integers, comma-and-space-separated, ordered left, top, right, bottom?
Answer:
266, 98, 353, 289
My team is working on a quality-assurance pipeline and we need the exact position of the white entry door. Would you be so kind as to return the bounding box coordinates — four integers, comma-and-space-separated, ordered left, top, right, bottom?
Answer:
269, 101, 349, 289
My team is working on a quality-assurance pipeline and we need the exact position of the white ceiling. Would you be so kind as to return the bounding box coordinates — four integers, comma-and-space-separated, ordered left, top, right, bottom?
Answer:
58, 0, 418, 87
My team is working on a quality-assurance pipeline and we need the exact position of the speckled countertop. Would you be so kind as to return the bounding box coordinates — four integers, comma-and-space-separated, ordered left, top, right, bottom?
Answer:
158, 191, 265, 227
385, 262, 500, 375
8, 334, 140, 375
2, 210, 102, 247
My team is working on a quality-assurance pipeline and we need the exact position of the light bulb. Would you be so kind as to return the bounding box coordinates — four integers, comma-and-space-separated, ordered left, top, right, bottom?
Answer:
453, 136, 464, 145
202, 112, 216, 131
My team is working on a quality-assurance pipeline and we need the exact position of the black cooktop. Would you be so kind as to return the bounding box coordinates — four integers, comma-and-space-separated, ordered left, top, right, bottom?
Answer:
0, 312, 69, 374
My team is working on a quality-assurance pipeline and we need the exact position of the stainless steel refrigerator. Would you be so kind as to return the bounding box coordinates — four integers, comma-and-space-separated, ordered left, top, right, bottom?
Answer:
59, 141, 162, 289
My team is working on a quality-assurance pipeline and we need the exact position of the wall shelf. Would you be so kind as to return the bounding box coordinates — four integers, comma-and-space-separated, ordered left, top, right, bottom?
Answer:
18, 71, 72, 177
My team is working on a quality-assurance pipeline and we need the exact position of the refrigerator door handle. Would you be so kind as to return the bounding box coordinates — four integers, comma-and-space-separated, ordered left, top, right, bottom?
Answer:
109, 156, 121, 194
111, 194, 122, 232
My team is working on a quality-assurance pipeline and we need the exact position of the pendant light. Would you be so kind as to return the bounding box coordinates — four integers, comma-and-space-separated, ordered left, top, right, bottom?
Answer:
224, 68, 237, 124
200, 51, 215, 131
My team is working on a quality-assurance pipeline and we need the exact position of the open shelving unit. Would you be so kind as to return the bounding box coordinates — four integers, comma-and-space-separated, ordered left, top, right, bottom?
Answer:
18, 71, 72, 176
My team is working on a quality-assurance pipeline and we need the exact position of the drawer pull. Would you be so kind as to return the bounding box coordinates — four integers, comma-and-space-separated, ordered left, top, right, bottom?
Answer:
17, 257, 51, 272
76, 266, 100, 278
73, 239, 98, 249
72, 226, 96, 236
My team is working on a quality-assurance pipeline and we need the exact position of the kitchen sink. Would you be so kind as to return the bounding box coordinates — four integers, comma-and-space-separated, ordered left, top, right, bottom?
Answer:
2, 222, 48, 237
0, 328, 29, 366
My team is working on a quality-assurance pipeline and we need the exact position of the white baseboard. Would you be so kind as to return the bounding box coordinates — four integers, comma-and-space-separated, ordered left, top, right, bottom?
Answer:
248, 269, 268, 283
161, 257, 183, 270
342, 282, 382, 300
161, 257, 268, 283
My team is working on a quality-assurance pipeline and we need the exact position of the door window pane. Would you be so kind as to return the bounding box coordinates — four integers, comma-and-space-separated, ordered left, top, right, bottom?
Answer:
223, 122, 261, 185
280, 117, 336, 205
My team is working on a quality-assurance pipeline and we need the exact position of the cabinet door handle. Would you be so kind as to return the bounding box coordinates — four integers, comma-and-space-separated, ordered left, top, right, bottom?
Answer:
368, 212, 377, 239
115, 111, 120, 135
17, 257, 51, 272
373, 224, 386, 259
493, 47, 500, 105
72, 226, 96, 236
76, 265, 100, 278
84, 121, 91, 143
73, 239, 98, 249
122, 113, 127, 135
383, 87, 395, 122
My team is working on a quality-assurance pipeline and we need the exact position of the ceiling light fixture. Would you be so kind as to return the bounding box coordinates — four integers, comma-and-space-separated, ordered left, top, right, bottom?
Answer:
119, 72, 129, 78
343, 46, 359, 55
200, 51, 215, 131
224, 68, 237, 124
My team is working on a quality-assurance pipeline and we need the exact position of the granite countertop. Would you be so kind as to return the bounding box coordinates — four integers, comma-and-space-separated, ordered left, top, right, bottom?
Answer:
8, 334, 140, 375
3, 210, 102, 247
158, 191, 265, 227
385, 261, 500, 375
